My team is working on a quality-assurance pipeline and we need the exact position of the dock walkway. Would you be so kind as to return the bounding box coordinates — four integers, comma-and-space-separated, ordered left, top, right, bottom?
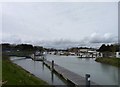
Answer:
43, 60, 99, 86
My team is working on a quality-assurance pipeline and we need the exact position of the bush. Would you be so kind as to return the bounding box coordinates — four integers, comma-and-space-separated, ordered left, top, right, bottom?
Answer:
95, 57, 120, 67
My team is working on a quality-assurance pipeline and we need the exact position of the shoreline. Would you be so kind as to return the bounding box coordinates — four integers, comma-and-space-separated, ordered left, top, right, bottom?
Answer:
95, 57, 120, 67
2, 55, 49, 85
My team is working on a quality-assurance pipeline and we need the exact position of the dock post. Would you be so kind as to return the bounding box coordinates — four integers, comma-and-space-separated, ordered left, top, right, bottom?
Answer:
86, 74, 90, 87
81, 55, 82, 58
43, 57, 44, 64
51, 70, 54, 84
92, 54, 93, 58
52, 60, 54, 71
33, 53, 35, 61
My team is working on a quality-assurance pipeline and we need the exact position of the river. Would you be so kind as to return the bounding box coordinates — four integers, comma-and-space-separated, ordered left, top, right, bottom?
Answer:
11, 57, 66, 85
11, 54, 120, 86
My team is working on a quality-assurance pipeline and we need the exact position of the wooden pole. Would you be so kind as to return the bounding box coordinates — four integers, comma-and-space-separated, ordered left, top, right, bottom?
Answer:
34, 53, 35, 61
81, 55, 82, 58
92, 54, 93, 58
52, 60, 54, 71
43, 57, 44, 64
86, 74, 90, 87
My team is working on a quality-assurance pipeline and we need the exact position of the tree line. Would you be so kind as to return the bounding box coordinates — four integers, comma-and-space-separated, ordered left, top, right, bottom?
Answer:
98, 44, 119, 52
1, 43, 119, 53
1, 43, 44, 52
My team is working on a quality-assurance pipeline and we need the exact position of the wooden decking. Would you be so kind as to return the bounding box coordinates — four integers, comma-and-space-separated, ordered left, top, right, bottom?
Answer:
43, 60, 99, 86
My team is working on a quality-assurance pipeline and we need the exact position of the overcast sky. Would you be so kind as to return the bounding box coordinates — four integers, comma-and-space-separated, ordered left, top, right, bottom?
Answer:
1, 2, 118, 49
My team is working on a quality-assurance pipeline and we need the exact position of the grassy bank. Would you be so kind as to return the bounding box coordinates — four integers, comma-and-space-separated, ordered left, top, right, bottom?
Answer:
95, 57, 120, 67
0, 60, 1, 81
2, 55, 48, 85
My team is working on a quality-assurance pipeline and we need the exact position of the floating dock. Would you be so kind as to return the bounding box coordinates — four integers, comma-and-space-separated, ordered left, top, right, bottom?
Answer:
43, 60, 100, 86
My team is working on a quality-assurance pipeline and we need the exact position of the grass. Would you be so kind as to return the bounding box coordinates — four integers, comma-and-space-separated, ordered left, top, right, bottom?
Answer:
0, 60, 1, 87
0, 60, 1, 77
95, 57, 120, 67
2, 55, 49, 86
0, 60, 1, 82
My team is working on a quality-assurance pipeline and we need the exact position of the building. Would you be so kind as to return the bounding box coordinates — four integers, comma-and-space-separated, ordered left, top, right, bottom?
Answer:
79, 48, 89, 52
77, 48, 97, 58
116, 52, 120, 58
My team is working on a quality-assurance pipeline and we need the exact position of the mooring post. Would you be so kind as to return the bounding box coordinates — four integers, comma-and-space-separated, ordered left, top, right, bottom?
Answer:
86, 74, 90, 87
51, 70, 54, 84
92, 54, 93, 58
42, 61, 44, 70
52, 60, 54, 71
33, 53, 35, 61
81, 55, 82, 58
43, 57, 44, 64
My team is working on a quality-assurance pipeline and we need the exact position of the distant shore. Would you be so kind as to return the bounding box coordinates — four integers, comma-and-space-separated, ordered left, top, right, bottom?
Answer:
95, 57, 120, 67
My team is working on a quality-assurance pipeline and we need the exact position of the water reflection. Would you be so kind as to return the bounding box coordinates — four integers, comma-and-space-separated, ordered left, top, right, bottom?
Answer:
42, 62, 44, 71
11, 57, 66, 85
118, 68, 120, 86
11, 55, 119, 86
51, 71, 54, 84
46, 55, 119, 85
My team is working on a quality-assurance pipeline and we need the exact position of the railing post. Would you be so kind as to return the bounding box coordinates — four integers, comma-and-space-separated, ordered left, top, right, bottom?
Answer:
86, 74, 90, 87
52, 60, 54, 71
43, 57, 44, 63
81, 55, 82, 58
34, 53, 35, 61
92, 54, 93, 58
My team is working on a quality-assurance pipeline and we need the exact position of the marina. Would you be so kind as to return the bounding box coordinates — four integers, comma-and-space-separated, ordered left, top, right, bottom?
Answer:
10, 55, 119, 86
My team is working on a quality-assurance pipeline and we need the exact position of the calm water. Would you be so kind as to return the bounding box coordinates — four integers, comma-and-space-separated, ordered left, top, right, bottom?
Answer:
11, 55, 120, 86
11, 57, 66, 85
45, 54, 119, 85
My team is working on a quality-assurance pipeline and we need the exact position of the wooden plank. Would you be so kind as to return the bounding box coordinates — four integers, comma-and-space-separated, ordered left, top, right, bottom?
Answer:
44, 60, 99, 86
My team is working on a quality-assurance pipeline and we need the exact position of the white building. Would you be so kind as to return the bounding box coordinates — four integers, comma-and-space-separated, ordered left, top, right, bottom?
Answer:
77, 48, 97, 58
79, 48, 89, 52
116, 52, 120, 58
69, 52, 76, 56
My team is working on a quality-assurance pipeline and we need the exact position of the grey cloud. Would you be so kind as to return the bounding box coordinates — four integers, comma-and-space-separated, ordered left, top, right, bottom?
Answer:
89, 33, 118, 43
2, 2, 118, 49
2, 2, 117, 42
32, 39, 80, 49
2, 32, 118, 49
2, 34, 22, 44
